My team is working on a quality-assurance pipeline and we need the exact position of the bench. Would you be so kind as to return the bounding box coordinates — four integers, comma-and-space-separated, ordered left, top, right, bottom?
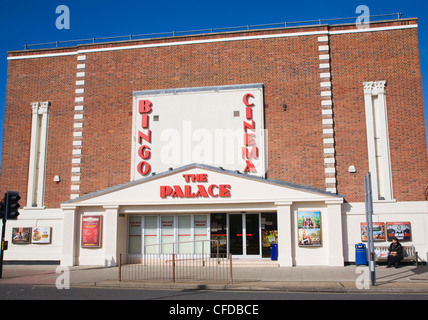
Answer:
374, 245, 419, 267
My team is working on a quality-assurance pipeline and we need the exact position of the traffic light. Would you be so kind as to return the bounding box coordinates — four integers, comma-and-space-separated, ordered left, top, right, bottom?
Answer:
0, 199, 4, 220
5, 191, 20, 220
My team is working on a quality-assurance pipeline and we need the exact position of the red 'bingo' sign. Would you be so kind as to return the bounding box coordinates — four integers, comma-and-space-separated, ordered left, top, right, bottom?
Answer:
136, 100, 152, 176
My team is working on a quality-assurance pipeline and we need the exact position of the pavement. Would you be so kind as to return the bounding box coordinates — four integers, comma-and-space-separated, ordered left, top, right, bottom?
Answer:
1, 261, 428, 294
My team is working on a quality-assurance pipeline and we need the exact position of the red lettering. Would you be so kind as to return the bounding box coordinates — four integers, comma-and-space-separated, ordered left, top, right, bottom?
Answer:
138, 100, 152, 113
161, 173, 231, 199
208, 184, 219, 197
136, 100, 152, 177
160, 183, 231, 198
242, 93, 258, 173
219, 184, 231, 197
160, 186, 173, 198
243, 120, 255, 132
246, 106, 252, 120
137, 161, 151, 176
141, 114, 149, 128
243, 93, 255, 107
182, 174, 208, 182
243, 160, 257, 173
138, 145, 151, 159
184, 185, 195, 197
195, 185, 208, 197
244, 133, 256, 146
242, 146, 259, 159
172, 185, 184, 198
138, 130, 151, 144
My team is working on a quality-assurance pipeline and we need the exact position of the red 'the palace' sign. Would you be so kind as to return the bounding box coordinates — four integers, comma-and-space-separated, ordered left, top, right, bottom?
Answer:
160, 174, 231, 199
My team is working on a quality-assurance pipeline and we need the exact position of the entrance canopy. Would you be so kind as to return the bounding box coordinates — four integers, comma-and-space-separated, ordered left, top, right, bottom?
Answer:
60, 164, 345, 267
63, 163, 343, 207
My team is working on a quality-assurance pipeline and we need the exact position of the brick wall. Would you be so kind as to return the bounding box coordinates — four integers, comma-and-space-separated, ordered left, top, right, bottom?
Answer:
330, 27, 428, 202
1, 56, 76, 208
1, 19, 426, 207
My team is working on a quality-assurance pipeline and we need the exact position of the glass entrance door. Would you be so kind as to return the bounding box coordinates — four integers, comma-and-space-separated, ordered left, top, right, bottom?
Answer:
228, 213, 260, 258
245, 214, 260, 255
229, 214, 243, 255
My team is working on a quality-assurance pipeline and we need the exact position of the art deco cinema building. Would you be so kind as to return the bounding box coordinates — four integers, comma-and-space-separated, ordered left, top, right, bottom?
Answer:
1, 16, 427, 266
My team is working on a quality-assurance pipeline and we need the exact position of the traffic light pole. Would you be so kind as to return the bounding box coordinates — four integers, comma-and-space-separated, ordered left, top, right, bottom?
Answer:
0, 191, 20, 279
364, 172, 376, 286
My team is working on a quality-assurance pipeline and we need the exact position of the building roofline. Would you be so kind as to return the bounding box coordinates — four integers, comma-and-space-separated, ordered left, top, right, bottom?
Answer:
8, 16, 417, 56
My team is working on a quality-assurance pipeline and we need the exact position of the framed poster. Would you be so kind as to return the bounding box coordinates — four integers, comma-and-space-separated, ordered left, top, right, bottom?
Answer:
262, 230, 278, 247
360, 222, 385, 242
12, 227, 32, 244
298, 211, 321, 247
32, 227, 52, 244
386, 222, 411, 241
81, 216, 102, 248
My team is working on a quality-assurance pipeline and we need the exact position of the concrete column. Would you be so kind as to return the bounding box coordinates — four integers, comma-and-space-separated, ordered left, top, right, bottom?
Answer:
103, 205, 119, 267
275, 201, 293, 267
36, 102, 49, 207
61, 205, 78, 266
26, 103, 40, 208
325, 200, 344, 266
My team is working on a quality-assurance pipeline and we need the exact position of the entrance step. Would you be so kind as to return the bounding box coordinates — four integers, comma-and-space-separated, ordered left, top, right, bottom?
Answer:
231, 259, 279, 267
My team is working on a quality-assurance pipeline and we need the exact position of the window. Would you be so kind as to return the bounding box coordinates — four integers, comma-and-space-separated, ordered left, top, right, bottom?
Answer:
161, 215, 175, 254
178, 215, 192, 253
144, 216, 158, 254
194, 215, 208, 254
210, 213, 227, 255
363, 81, 393, 201
128, 214, 209, 254
128, 216, 142, 254
27, 102, 49, 208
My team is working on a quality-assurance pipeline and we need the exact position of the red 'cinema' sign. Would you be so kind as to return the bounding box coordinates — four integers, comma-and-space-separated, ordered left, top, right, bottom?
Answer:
160, 174, 231, 199
242, 93, 258, 173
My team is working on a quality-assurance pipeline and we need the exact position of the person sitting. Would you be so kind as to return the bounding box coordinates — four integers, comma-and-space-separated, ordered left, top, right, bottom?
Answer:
387, 237, 403, 268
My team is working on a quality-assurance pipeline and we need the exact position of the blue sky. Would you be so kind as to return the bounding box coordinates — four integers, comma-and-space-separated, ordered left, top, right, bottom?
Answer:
0, 0, 427, 169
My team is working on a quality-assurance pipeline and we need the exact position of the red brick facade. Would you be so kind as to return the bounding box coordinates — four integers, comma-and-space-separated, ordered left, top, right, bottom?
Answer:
2, 56, 76, 207
1, 19, 427, 208
330, 24, 427, 202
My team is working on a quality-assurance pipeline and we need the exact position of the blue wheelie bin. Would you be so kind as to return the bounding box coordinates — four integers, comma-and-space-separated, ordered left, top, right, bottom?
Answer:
355, 243, 368, 265
270, 243, 278, 261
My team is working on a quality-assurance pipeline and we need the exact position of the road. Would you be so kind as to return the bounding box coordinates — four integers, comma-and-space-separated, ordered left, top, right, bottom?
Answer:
1, 284, 428, 301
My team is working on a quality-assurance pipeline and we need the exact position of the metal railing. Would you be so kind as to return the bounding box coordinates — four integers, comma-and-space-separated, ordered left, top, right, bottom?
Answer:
22, 13, 403, 50
118, 240, 233, 283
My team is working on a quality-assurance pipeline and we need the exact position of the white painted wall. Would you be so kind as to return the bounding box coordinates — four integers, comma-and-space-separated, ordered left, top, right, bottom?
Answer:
3, 208, 63, 261
342, 201, 428, 264
4, 199, 427, 266
131, 84, 266, 181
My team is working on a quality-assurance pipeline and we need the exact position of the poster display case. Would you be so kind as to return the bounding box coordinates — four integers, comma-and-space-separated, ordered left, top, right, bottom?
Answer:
81, 216, 102, 248
386, 222, 411, 241
32, 227, 52, 244
360, 222, 385, 242
298, 211, 321, 247
12, 227, 32, 244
